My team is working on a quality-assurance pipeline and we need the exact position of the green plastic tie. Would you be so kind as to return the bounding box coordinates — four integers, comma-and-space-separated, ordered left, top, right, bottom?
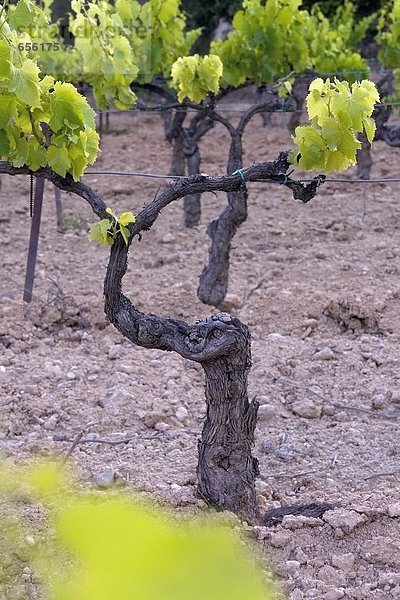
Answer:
282, 169, 294, 185
233, 169, 246, 183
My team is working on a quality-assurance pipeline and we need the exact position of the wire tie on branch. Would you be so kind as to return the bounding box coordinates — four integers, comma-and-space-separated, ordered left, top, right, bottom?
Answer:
233, 168, 246, 184
281, 169, 294, 186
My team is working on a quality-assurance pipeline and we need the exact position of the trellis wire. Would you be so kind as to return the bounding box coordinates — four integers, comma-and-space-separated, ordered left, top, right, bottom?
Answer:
83, 171, 400, 185
99, 100, 400, 116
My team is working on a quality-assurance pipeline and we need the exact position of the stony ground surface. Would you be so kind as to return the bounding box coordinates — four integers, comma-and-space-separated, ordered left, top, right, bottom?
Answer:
1, 107, 400, 599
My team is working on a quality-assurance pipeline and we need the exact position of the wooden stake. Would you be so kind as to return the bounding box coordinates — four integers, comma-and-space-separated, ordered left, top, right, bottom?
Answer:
23, 177, 45, 303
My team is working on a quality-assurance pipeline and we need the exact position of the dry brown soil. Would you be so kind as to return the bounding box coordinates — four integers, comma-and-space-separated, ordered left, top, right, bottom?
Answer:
1, 108, 400, 599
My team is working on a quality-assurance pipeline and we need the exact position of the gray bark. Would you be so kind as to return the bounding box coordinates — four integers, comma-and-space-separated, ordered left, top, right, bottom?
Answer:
198, 326, 259, 517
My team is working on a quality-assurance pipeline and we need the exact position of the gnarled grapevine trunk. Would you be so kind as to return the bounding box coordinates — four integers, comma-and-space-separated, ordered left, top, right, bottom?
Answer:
103, 238, 260, 518
197, 321, 259, 517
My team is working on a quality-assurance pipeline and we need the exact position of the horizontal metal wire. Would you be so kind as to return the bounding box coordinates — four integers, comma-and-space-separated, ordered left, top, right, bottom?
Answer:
84, 171, 400, 184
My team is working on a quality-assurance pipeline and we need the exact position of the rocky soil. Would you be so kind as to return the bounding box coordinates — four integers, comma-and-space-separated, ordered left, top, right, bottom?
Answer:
1, 107, 400, 599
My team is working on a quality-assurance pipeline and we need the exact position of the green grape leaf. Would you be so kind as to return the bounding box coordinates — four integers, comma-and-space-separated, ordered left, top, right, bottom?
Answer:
14, 106, 33, 134
291, 78, 379, 173
10, 132, 30, 167
118, 211, 136, 226
362, 115, 376, 144
106, 207, 117, 218
0, 94, 17, 128
171, 54, 223, 103
291, 125, 327, 170
8, 0, 36, 31
331, 81, 375, 132
325, 149, 352, 172
0, 40, 12, 80
119, 224, 131, 245
306, 79, 330, 123
9, 59, 41, 108
0, 130, 10, 156
47, 145, 71, 177
68, 144, 88, 181
88, 218, 113, 245
27, 138, 47, 171
320, 114, 361, 159
49, 82, 87, 132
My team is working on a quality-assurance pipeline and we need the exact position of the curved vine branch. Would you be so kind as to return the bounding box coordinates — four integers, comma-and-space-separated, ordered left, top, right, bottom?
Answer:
0, 156, 325, 234
0, 164, 108, 219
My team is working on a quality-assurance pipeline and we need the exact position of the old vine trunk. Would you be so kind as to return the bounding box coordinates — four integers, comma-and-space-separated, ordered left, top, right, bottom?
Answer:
197, 319, 259, 518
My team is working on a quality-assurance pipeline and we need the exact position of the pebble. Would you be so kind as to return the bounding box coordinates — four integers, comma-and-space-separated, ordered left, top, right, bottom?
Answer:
331, 553, 355, 572
108, 344, 124, 360
220, 294, 242, 311
95, 469, 116, 488
282, 515, 323, 529
66, 371, 76, 380
22, 384, 38, 395
257, 494, 268, 512
269, 530, 291, 548
323, 508, 366, 532
285, 560, 301, 575
43, 415, 58, 431
292, 399, 321, 419
106, 372, 130, 387
294, 548, 308, 564
45, 364, 63, 379
266, 333, 286, 342
175, 406, 189, 422
144, 412, 167, 428
98, 389, 133, 408
161, 253, 179, 265
257, 404, 276, 421
255, 395, 271, 405
318, 565, 345, 586
390, 390, 400, 404
323, 590, 345, 600
304, 318, 318, 329
387, 503, 400, 517
371, 393, 386, 410
313, 347, 335, 361
161, 233, 176, 244
154, 421, 170, 432
117, 363, 135, 375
